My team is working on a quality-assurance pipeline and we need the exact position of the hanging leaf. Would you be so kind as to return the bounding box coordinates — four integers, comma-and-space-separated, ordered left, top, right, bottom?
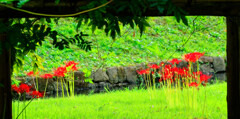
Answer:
0, 83, 4, 87
181, 15, 189, 26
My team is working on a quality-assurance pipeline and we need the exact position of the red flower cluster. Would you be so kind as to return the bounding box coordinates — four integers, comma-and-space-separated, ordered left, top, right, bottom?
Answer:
54, 66, 67, 77
169, 58, 182, 65
65, 61, 79, 71
30, 91, 44, 98
19, 84, 31, 93
53, 61, 79, 77
200, 74, 212, 83
26, 71, 34, 76
137, 52, 212, 88
137, 68, 150, 75
183, 52, 204, 63
189, 82, 199, 87
40, 73, 53, 79
11, 84, 21, 94
11, 84, 43, 98
26, 71, 38, 76
148, 64, 160, 69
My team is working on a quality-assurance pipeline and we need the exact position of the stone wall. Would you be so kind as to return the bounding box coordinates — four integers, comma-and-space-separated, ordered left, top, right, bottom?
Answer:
16, 56, 226, 96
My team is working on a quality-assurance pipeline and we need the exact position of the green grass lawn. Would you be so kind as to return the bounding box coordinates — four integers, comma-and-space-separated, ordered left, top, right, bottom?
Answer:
13, 82, 227, 119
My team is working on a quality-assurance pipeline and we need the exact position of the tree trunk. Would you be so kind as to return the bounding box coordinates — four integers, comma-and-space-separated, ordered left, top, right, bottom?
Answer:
0, 23, 12, 118
227, 16, 240, 119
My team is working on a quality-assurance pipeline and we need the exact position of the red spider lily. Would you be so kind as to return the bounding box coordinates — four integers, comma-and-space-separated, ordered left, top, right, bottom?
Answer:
163, 69, 174, 81
19, 84, 31, 94
200, 74, 212, 82
177, 68, 189, 76
65, 61, 78, 67
145, 69, 150, 74
11, 84, 20, 94
159, 62, 165, 66
148, 64, 160, 69
40, 73, 53, 79
137, 70, 145, 75
169, 58, 182, 65
159, 64, 174, 81
30, 91, 44, 98
27, 71, 34, 76
137, 69, 150, 75
26, 71, 39, 76
144, 68, 150, 75
54, 66, 67, 77
189, 82, 199, 87
172, 67, 179, 73
183, 52, 204, 63
65, 61, 79, 71
164, 72, 173, 80
159, 78, 163, 82
164, 64, 172, 71
151, 71, 155, 75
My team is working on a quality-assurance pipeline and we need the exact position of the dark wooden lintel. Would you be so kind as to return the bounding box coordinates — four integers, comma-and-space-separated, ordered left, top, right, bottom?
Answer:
1, 1, 240, 17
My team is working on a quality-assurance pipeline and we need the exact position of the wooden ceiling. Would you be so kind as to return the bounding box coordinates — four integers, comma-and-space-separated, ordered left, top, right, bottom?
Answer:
0, 0, 240, 18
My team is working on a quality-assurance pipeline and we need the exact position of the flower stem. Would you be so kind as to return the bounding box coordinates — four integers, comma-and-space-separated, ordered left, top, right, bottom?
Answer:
63, 79, 69, 97
43, 79, 49, 98
61, 78, 65, 97
36, 77, 38, 91
57, 78, 59, 98
72, 72, 75, 97
16, 98, 34, 119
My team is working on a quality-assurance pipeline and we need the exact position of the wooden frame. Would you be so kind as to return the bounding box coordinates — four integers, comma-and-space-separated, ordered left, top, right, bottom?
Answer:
0, 0, 240, 118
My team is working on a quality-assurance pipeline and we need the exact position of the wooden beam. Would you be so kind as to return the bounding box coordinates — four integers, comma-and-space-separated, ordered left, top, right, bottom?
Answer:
0, 31, 12, 118
1, 0, 240, 17
173, 0, 240, 2
227, 16, 240, 119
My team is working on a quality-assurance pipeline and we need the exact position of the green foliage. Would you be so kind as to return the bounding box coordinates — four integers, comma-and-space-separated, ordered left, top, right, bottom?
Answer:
6, 18, 55, 70
166, 0, 188, 26
0, 18, 91, 72
76, 0, 188, 39
11, 78, 21, 85
59, 32, 91, 51
0, 83, 4, 87
15, 16, 226, 76
83, 68, 93, 84
17, 0, 30, 8
1, 0, 189, 74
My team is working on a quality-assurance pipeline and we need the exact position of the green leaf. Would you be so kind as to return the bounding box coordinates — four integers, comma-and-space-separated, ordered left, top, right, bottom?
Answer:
129, 20, 134, 29
11, 78, 21, 86
157, 6, 164, 14
174, 11, 181, 23
150, 3, 158, 8
17, 0, 30, 8
55, 0, 60, 4
181, 15, 188, 26
110, 30, 116, 39
116, 5, 127, 13
46, 18, 51, 23
76, 17, 84, 32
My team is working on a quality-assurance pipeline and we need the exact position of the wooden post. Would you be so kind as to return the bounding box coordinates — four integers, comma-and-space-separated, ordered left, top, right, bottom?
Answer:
227, 16, 240, 119
0, 19, 12, 119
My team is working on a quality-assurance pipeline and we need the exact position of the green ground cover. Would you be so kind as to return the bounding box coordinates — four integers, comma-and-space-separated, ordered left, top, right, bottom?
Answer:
13, 82, 227, 119
14, 16, 226, 76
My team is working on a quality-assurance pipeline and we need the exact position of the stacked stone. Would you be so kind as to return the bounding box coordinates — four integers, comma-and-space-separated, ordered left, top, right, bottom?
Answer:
16, 56, 226, 97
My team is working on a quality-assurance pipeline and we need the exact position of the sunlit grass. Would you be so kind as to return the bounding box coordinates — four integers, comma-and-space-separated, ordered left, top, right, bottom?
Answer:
13, 82, 227, 119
